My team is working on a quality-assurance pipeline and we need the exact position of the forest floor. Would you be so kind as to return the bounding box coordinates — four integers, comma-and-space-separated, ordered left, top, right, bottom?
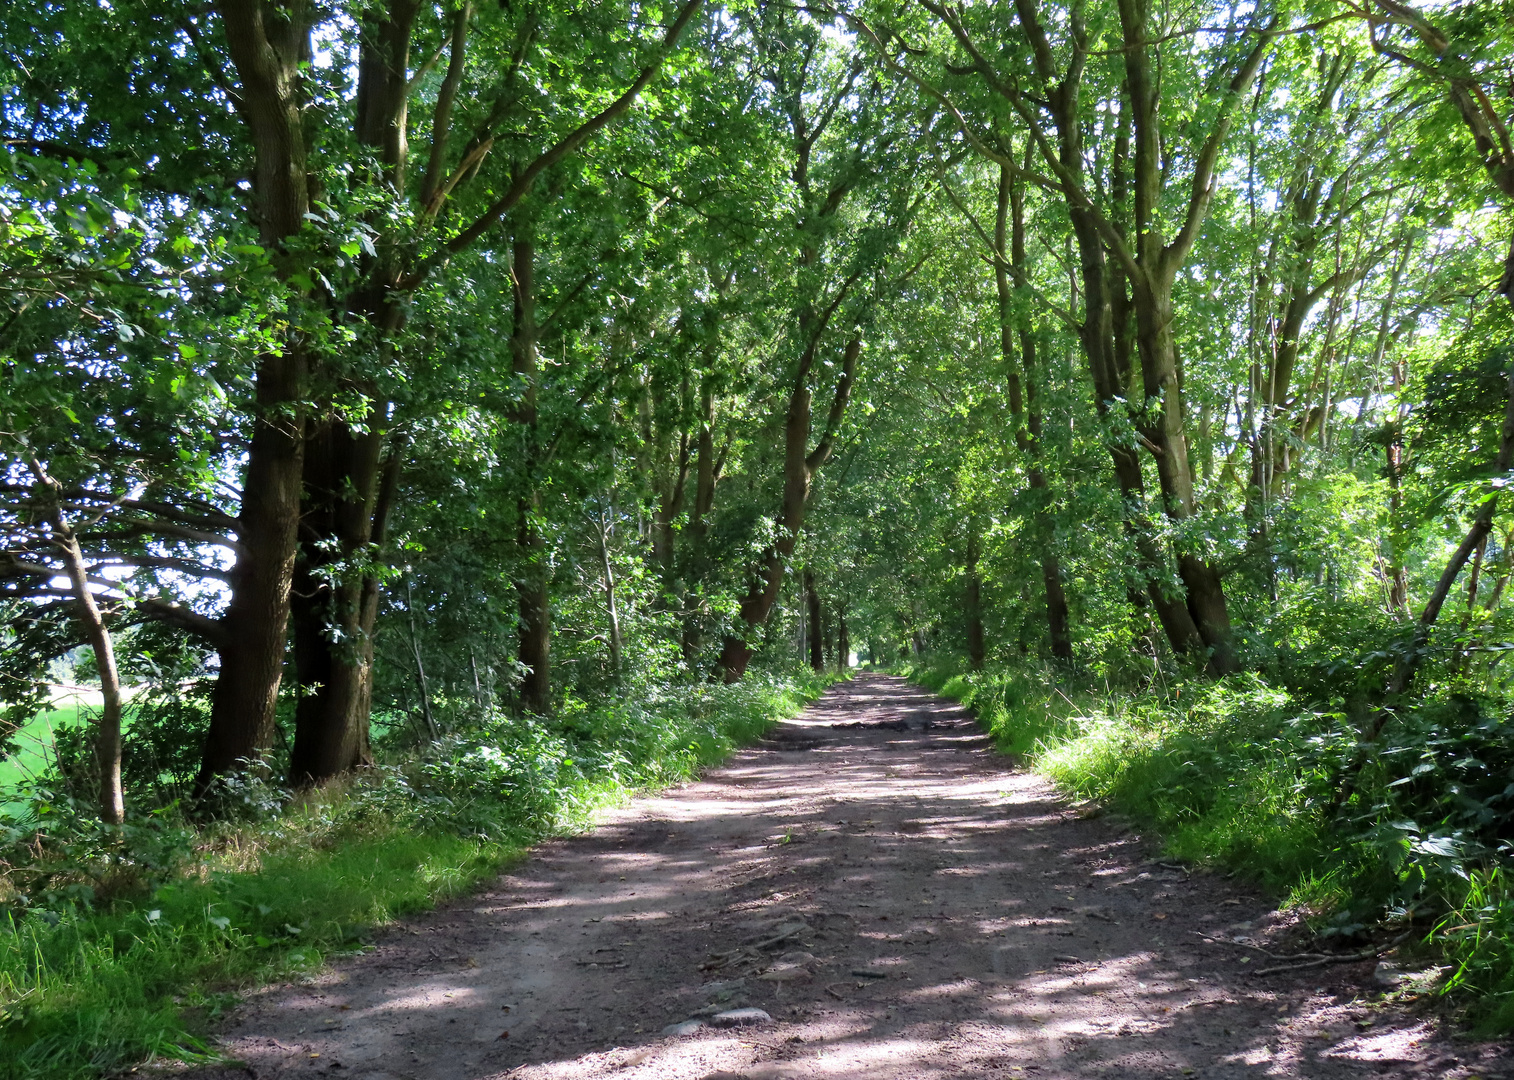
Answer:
185, 674, 1512, 1080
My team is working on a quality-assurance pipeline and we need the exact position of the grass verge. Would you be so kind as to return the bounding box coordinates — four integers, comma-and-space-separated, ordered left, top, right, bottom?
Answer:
0, 670, 834, 1080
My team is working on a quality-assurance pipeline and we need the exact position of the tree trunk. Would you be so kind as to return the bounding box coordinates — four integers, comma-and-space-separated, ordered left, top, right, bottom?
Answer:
1117, 0, 1271, 676
404, 575, 438, 741
287, 417, 394, 786
681, 374, 722, 664
964, 528, 986, 670
597, 507, 623, 679
716, 336, 859, 682
838, 610, 850, 672
1000, 162, 1073, 661
1130, 280, 1240, 674
196, 2, 316, 795
196, 348, 307, 792
510, 233, 551, 715
805, 568, 824, 672
46, 499, 124, 824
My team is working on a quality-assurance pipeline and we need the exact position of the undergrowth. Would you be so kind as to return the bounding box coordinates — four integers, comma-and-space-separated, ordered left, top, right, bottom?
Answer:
0, 670, 832, 1080
902, 657, 1514, 1033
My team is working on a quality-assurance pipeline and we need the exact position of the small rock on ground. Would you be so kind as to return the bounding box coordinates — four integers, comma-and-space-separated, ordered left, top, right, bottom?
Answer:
709, 1008, 772, 1028
662, 1020, 706, 1036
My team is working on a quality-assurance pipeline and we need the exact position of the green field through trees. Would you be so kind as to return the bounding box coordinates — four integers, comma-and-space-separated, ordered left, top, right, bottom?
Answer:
3, 0, 1514, 1073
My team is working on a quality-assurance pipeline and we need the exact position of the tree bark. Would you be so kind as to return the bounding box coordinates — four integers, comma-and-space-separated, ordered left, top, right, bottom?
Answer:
681, 375, 723, 663
996, 1, 1205, 661
1117, 0, 1272, 675
197, 0, 705, 789
511, 233, 551, 715
287, 441, 397, 785
196, 0, 316, 796
597, 506, 623, 680
805, 567, 824, 672
40, 483, 125, 825
715, 336, 860, 681
403, 574, 438, 742
964, 528, 986, 670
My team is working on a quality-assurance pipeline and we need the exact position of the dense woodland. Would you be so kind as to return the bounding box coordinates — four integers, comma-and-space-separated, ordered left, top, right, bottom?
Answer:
4, 0, 1514, 1066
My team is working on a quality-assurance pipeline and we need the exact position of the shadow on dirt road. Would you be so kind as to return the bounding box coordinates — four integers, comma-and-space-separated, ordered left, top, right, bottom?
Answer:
196, 674, 1509, 1080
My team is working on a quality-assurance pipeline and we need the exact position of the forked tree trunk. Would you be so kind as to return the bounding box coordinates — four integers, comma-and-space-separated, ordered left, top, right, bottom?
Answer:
199, 0, 705, 790
287, 441, 398, 785
1118, 0, 1271, 676
195, 2, 315, 796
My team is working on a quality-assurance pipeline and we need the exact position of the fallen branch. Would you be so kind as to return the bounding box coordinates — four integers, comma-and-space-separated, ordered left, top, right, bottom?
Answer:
1251, 932, 1411, 977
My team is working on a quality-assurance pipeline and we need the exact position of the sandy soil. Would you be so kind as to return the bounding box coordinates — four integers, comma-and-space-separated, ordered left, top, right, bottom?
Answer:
193, 674, 1511, 1080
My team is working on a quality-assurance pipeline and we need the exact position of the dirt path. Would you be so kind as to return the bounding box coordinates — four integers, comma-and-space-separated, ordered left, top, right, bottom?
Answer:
203, 675, 1508, 1080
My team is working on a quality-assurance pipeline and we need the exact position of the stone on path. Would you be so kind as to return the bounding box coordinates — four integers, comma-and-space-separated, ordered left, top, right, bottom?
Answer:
708, 1007, 772, 1028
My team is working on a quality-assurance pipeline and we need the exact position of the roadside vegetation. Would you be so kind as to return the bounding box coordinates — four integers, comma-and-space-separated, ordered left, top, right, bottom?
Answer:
903, 658, 1514, 1034
0, 671, 829, 1080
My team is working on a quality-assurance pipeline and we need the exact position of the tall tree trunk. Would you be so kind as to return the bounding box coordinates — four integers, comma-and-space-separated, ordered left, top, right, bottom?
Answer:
805, 567, 824, 672
964, 528, 986, 670
284, 0, 418, 785
197, 346, 308, 791
715, 336, 859, 681
1129, 277, 1239, 674
999, 162, 1073, 661
838, 610, 850, 672
597, 506, 623, 680
287, 419, 395, 785
511, 233, 551, 715
682, 376, 722, 664
1117, 0, 1271, 676
196, 2, 316, 795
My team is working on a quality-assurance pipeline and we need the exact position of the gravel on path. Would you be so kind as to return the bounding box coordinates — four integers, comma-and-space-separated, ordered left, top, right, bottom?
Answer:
191, 674, 1510, 1080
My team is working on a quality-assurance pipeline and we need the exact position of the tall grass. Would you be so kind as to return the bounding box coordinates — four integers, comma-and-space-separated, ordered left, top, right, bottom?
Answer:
0, 670, 832, 1080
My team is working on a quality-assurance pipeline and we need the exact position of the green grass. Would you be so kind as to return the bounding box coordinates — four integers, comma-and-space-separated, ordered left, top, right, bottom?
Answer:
0, 670, 836, 1080
2, 705, 85, 792
1, 829, 511, 1078
2, 705, 90, 815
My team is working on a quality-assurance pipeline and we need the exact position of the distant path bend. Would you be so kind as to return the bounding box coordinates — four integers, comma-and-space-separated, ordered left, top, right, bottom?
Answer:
201, 674, 1508, 1080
